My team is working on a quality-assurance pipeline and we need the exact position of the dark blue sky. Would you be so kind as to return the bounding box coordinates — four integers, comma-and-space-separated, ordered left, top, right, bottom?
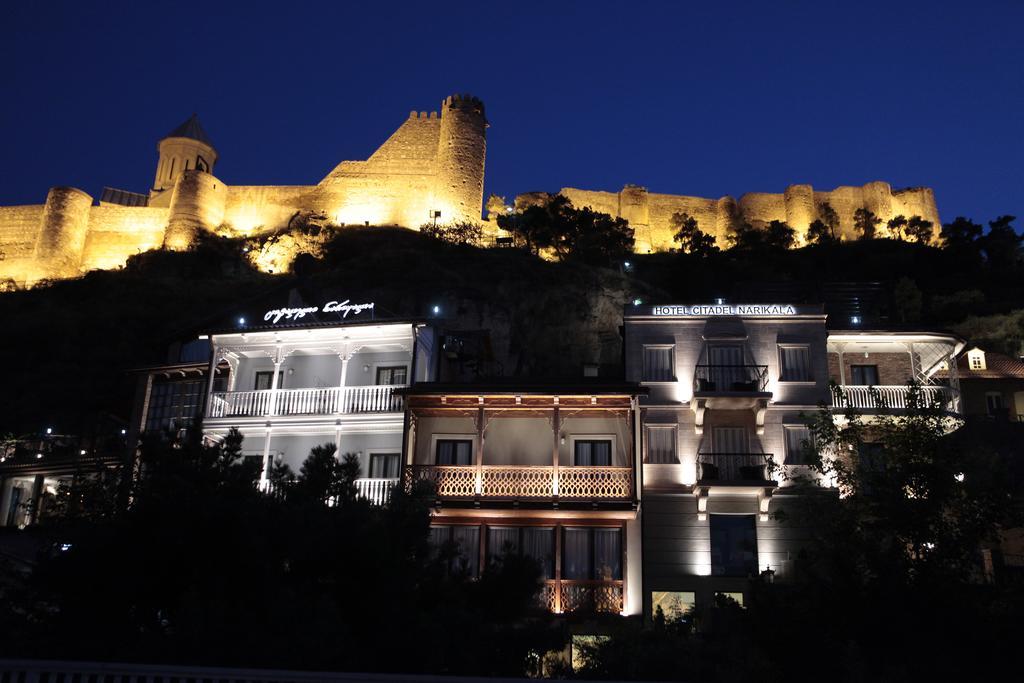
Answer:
3, 1, 1021, 225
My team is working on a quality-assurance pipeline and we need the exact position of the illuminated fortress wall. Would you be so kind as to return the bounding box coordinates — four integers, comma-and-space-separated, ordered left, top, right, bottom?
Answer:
0, 94, 487, 287
559, 181, 942, 252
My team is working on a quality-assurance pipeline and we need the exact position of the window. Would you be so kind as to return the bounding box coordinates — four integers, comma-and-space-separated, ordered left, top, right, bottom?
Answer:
375, 365, 408, 385
709, 515, 758, 577
646, 426, 678, 464
651, 591, 695, 621
985, 392, 1005, 417
643, 346, 674, 381
563, 527, 622, 581
369, 453, 400, 478
783, 425, 812, 465
714, 592, 745, 608
574, 439, 612, 466
429, 525, 480, 577
487, 526, 554, 578
712, 426, 747, 453
435, 439, 473, 465
779, 346, 812, 381
145, 379, 204, 433
254, 371, 283, 391
850, 364, 879, 386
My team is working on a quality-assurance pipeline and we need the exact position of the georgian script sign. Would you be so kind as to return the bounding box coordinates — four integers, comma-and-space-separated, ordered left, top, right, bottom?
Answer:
652, 304, 797, 316
263, 300, 375, 324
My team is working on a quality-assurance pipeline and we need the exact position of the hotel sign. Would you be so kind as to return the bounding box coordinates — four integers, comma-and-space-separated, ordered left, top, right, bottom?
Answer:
651, 304, 797, 316
263, 300, 375, 324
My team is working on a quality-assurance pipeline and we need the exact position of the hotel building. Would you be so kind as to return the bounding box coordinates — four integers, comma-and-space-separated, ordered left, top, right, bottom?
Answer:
624, 303, 963, 618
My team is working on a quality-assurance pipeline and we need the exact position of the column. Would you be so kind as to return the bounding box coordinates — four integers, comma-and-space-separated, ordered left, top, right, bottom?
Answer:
27, 474, 44, 526
261, 427, 273, 488
552, 400, 560, 497
474, 403, 485, 495
203, 345, 220, 418
268, 346, 283, 416
337, 352, 351, 414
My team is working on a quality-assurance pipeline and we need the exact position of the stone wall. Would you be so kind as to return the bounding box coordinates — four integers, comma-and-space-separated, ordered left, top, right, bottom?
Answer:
556, 180, 942, 250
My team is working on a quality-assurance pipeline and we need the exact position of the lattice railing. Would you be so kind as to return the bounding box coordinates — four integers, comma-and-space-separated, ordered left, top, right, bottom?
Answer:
404, 465, 476, 497
481, 466, 553, 498
558, 580, 624, 613
832, 385, 959, 411
558, 467, 632, 499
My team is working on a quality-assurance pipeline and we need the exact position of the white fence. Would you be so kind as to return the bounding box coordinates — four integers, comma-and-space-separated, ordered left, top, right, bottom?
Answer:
832, 385, 959, 411
208, 385, 404, 418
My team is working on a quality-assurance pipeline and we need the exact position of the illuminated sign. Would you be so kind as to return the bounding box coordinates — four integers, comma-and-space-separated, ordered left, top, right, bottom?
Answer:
651, 304, 797, 317
263, 300, 375, 324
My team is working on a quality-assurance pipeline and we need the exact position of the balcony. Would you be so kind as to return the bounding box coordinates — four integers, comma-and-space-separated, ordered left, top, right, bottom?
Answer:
541, 579, 624, 614
404, 465, 633, 501
697, 453, 774, 483
831, 385, 960, 413
208, 384, 404, 418
263, 477, 398, 506
694, 365, 769, 394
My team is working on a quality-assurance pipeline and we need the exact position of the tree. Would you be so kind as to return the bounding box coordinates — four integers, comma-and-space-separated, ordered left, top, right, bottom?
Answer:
905, 216, 934, 244
671, 212, 719, 255
496, 195, 634, 265
978, 215, 1022, 270
886, 214, 908, 240
295, 443, 361, 504
806, 219, 836, 245
727, 220, 796, 251
892, 276, 923, 323
419, 220, 484, 246
819, 201, 840, 240
940, 216, 983, 250
853, 208, 882, 240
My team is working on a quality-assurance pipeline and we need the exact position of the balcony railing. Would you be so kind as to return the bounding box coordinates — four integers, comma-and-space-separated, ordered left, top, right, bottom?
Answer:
694, 365, 769, 393
404, 465, 633, 500
697, 452, 773, 482
831, 385, 959, 412
355, 477, 397, 506
541, 579, 624, 613
207, 384, 404, 418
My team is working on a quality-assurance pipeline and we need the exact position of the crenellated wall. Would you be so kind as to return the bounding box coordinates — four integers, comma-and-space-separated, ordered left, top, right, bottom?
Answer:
0, 93, 489, 288
559, 181, 942, 251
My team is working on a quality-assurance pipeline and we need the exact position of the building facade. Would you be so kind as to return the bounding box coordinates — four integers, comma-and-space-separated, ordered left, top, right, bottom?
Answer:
623, 303, 963, 618
400, 382, 645, 615
200, 312, 436, 504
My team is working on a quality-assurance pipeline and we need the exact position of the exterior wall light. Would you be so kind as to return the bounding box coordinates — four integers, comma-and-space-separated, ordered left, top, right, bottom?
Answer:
633, 298, 643, 306
45, 427, 52, 435
36, 453, 43, 459
238, 317, 246, 326
432, 305, 441, 315
851, 315, 861, 325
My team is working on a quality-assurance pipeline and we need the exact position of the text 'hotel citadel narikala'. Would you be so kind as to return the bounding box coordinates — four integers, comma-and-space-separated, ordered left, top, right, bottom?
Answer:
0, 93, 941, 287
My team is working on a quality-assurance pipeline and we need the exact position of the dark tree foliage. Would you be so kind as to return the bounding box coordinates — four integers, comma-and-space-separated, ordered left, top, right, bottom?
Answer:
805, 219, 836, 245
497, 194, 634, 265
854, 207, 883, 240
887, 214, 909, 240
940, 216, 984, 250
979, 215, 1022, 270
905, 215, 934, 244
419, 220, 484, 246
671, 212, 719, 255
4, 433, 560, 675
728, 220, 796, 251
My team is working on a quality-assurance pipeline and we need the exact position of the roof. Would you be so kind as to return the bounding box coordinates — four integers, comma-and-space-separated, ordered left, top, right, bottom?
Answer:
398, 380, 648, 396
205, 317, 428, 336
952, 350, 1024, 380
164, 114, 214, 147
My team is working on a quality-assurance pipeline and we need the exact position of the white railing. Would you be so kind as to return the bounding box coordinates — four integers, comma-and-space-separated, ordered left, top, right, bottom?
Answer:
832, 385, 959, 411
208, 385, 404, 418
354, 477, 398, 506
404, 465, 633, 500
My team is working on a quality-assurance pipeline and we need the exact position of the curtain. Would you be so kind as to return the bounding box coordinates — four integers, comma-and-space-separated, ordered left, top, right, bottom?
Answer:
370, 454, 399, 478
643, 347, 673, 381
708, 345, 744, 388
488, 526, 520, 561
784, 427, 811, 465
592, 441, 611, 466
522, 528, 555, 579
851, 365, 879, 385
781, 347, 811, 381
593, 528, 622, 580
452, 526, 480, 577
575, 440, 612, 466
563, 528, 592, 580
712, 427, 747, 453
646, 427, 677, 464
436, 440, 472, 465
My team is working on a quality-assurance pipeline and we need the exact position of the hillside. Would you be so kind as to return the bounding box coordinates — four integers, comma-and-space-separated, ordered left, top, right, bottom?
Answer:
1, 226, 1021, 436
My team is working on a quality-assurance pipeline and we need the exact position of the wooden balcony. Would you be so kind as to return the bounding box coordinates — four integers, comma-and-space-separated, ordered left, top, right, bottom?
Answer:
404, 465, 633, 500
541, 579, 624, 614
207, 384, 404, 418
831, 385, 960, 413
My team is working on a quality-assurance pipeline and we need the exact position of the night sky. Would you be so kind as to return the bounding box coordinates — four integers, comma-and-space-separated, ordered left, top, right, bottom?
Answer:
2, 1, 1021, 226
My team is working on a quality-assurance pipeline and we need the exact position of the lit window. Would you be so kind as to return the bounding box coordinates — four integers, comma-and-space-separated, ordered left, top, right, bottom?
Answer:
779, 345, 812, 381
369, 453, 400, 478
714, 591, 745, 607
642, 346, 674, 381
375, 365, 408, 385
651, 591, 695, 621
645, 426, 678, 464
783, 425, 813, 465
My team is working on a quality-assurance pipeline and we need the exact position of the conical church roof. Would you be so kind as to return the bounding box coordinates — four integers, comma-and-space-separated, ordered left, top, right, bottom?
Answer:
164, 114, 214, 147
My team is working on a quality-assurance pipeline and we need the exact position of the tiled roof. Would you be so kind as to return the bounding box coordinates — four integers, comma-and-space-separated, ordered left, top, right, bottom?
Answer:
954, 351, 1024, 380
164, 114, 214, 147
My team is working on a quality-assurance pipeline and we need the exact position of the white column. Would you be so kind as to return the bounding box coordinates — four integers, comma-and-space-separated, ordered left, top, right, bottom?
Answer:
337, 352, 351, 414
268, 346, 283, 416
261, 427, 273, 487
204, 345, 220, 417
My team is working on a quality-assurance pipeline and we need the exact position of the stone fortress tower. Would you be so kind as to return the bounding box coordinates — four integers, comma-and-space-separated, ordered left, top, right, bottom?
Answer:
0, 94, 489, 287
0, 89, 943, 288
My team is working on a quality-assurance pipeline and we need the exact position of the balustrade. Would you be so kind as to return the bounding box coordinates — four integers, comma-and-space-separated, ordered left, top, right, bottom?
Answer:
832, 385, 959, 411
207, 384, 404, 418
404, 465, 633, 500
